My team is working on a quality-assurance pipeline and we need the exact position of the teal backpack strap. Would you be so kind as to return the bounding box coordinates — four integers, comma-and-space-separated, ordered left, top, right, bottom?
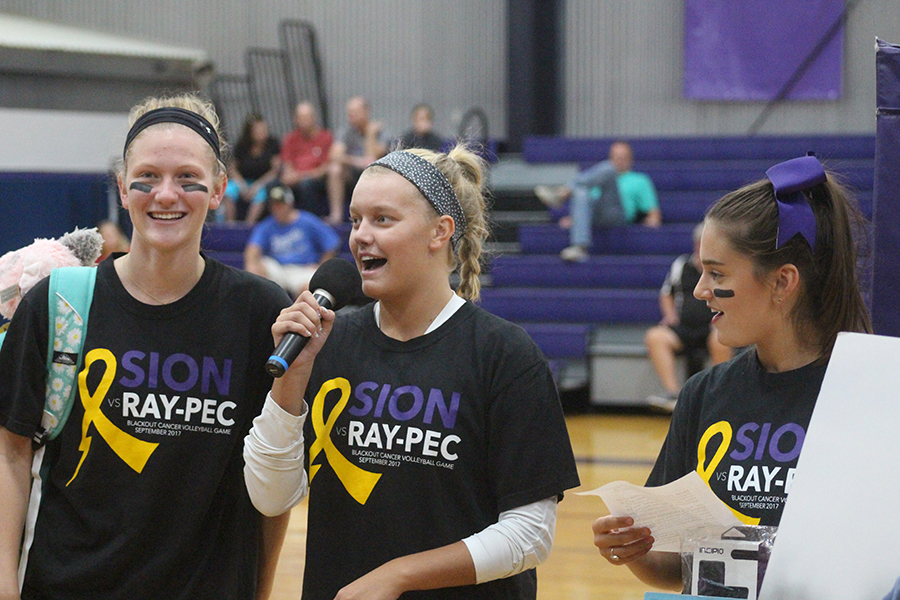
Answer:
34, 266, 97, 448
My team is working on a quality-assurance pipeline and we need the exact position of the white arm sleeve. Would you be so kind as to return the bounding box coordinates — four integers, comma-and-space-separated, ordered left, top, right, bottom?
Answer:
243, 393, 309, 516
461, 496, 558, 584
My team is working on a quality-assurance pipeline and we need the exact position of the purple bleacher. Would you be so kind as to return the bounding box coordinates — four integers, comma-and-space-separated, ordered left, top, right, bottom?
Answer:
201, 221, 352, 270
204, 249, 245, 269
519, 323, 592, 359
485, 134, 876, 372
201, 223, 252, 269
489, 255, 675, 289
202, 222, 253, 251
522, 137, 875, 226
656, 190, 720, 223
478, 288, 659, 324
332, 222, 352, 242
634, 160, 874, 193
517, 223, 695, 255
523, 135, 877, 163
635, 163, 766, 191
655, 185, 872, 223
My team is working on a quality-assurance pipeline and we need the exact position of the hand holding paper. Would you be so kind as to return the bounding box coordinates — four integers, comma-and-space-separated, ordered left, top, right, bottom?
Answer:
580, 471, 742, 552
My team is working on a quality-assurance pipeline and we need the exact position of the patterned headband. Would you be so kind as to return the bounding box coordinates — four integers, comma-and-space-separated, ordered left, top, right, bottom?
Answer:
369, 150, 467, 246
124, 107, 221, 161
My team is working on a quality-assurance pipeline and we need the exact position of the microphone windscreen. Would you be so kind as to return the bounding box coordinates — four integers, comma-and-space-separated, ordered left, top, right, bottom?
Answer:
308, 258, 362, 311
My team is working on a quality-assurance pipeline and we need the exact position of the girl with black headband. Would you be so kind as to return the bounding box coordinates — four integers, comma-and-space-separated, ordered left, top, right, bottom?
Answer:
591, 155, 872, 591
243, 146, 580, 599
0, 93, 293, 599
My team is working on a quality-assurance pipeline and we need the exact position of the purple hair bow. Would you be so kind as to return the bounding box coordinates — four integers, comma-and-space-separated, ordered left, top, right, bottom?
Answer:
765, 154, 826, 252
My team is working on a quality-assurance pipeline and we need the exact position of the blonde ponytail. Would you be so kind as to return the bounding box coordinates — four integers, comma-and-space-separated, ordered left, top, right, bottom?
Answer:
399, 145, 490, 300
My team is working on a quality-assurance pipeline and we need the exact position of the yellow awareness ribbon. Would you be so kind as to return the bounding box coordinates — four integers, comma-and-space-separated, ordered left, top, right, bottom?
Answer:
309, 377, 381, 505
67, 349, 159, 486
696, 420, 760, 525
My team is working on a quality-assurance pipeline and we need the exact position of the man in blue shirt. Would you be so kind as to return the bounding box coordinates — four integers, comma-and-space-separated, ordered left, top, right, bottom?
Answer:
244, 185, 341, 296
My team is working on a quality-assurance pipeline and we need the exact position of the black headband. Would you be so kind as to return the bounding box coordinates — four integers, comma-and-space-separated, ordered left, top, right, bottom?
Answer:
123, 107, 221, 161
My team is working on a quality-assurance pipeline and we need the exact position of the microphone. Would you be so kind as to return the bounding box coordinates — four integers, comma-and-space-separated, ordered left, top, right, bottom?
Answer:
265, 258, 362, 378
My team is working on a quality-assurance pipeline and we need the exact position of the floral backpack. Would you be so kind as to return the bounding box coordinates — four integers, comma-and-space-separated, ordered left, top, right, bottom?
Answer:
0, 228, 102, 447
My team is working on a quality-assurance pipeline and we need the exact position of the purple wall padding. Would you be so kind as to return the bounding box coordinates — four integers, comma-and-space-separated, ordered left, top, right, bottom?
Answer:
871, 39, 900, 336
0, 172, 110, 256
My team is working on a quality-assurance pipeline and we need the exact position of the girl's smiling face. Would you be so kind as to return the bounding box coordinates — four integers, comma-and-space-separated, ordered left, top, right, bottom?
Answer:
348, 169, 447, 303
119, 126, 223, 254
694, 220, 782, 350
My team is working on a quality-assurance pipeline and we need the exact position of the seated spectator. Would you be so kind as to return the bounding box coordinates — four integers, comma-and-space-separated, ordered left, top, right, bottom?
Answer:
222, 113, 281, 224
394, 103, 445, 152
243, 185, 341, 297
96, 219, 130, 262
644, 223, 731, 412
535, 140, 661, 262
280, 101, 333, 217
326, 95, 391, 224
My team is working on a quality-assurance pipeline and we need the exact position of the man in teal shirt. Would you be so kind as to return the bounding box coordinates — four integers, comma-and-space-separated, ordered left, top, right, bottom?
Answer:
535, 141, 661, 262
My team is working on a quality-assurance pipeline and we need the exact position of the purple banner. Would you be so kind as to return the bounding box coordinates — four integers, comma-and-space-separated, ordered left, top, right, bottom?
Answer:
684, 0, 845, 101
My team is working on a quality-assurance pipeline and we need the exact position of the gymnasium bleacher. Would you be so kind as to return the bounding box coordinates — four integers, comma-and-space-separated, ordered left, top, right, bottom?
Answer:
201, 134, 876, 406
482, 135, 875, 405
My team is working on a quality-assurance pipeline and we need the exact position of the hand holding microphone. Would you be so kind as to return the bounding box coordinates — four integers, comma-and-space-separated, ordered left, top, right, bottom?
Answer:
266, 258, 362, 378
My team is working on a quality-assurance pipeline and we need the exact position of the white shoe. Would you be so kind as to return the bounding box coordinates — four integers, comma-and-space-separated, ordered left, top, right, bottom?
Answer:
646, 392, 678, 414
560, 245, 589, 262
534, 185, 569, 208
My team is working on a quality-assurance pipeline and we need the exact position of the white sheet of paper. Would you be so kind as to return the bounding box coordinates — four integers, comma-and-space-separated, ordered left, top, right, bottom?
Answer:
578, 471, 742, 552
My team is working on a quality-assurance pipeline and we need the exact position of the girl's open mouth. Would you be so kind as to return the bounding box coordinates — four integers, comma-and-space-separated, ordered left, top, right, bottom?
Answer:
361, 257, 387, 271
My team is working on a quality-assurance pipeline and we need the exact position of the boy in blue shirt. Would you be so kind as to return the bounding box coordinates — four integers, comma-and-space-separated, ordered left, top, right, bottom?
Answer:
244, 185, 341, 296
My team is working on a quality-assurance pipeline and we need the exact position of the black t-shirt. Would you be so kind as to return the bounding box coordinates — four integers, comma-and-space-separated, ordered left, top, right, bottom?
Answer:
646, 348, 827, 526
301, 302, 581, 600
234, 137, 280, 180
0, 255, 291, 600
